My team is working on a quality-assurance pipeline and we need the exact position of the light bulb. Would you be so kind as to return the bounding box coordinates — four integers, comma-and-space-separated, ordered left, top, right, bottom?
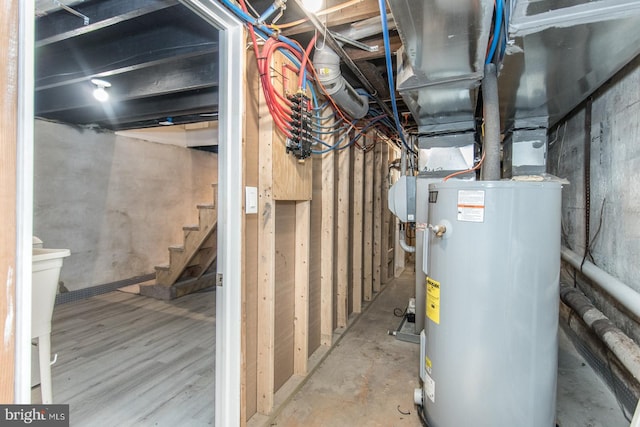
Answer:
301, 0, 323, 13
91, 78, 111, 103
93, 87, 109, 102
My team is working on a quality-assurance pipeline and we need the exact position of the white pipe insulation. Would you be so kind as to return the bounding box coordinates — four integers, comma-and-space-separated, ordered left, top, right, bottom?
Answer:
561, 284, 640, 382
313, 16, 396, 119
561, 246, 640, 320
313, 46, 369, 119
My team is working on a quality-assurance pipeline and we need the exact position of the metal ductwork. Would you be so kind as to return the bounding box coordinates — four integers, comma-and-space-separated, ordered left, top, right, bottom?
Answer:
388, 0, 494, 133
499, 0, 640, 130
387, 0, 640, 134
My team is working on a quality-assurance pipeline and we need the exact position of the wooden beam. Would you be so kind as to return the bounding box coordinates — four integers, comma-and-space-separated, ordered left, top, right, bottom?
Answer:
241, 48, 261, 424
294, 201, 310, 374
344, 35, 403, 62
320, 109, 335, 346
256, 65, 276, 414
363, 135, 374, 301
336, 144, 350, 327
0, 0, 18, 403
373, 140, 382, 292
351, 146, 364, 313
284, 0, 381, 36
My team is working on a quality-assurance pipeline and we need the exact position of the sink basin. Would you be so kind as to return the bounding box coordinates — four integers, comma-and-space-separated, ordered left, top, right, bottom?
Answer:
32, 247, 70, 404
32, 248, 70, 338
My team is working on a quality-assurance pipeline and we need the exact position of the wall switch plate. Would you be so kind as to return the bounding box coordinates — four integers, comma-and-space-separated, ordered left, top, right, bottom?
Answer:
245, 186, 258, 214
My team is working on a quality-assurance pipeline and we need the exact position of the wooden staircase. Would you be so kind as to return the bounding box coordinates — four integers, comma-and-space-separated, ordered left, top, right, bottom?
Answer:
140, 184, 218, 300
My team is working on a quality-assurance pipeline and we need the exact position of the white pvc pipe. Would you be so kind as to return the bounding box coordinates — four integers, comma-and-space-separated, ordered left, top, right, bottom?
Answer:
631, 399, 640, 427
561, 246, 640, 320
399, 228, 415, 253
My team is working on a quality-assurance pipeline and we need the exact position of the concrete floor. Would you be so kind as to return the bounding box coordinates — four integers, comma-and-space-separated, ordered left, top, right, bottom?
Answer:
268, 266, 629, 427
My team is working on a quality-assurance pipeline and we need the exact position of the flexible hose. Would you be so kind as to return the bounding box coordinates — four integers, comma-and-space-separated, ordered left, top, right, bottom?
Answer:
378, 0, 413, 153
486, 0, 503, 64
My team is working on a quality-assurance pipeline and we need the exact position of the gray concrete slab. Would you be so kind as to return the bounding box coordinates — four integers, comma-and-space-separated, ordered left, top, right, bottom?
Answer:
270, 266, 630, 427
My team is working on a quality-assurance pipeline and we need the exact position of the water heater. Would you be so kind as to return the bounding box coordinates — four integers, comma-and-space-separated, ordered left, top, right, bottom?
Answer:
420, 180, 561, 427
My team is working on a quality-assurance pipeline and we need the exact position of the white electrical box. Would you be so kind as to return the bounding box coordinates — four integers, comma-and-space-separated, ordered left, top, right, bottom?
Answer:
245, 186, 258, 214
388, 175, 416, 222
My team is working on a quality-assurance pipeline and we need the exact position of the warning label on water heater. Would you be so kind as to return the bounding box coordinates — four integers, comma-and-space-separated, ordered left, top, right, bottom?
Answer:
426, 277, 440, 324
457, 190, 485, 222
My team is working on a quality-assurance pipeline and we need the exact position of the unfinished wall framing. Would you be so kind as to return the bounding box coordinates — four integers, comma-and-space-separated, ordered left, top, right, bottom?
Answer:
241, 50, 398, 422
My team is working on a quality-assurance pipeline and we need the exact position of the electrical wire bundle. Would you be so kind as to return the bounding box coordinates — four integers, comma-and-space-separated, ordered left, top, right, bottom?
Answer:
219, 0, 415, 159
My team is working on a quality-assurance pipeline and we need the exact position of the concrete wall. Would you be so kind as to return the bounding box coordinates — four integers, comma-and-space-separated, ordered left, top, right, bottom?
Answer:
34, 119, 218, 291
548, 56, 640, 340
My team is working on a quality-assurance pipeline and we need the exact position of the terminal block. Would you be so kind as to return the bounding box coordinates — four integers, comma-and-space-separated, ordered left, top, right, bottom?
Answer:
286, 93, 313, 160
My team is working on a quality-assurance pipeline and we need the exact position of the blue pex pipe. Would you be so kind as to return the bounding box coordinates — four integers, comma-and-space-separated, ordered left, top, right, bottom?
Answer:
378, 0, 413, 153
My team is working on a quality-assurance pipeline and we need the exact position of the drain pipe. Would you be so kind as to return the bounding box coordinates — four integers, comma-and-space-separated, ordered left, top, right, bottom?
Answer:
482, 63, 501, 181
399, 228, 416, 253
561, 246, 640, 320
560, 283, 640, 383
401, 145, 407, 175
632, 400, 640, 427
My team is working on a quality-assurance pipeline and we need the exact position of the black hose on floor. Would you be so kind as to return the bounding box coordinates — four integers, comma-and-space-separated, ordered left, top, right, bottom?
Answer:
416, 404, 431, 427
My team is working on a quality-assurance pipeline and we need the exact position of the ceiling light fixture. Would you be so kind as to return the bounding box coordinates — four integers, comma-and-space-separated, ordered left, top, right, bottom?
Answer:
91, 78, 111, 102
301, 0, 323, 13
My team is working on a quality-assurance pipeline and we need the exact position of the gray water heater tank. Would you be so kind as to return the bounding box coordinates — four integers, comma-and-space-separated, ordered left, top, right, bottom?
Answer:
422, 180, 561, 427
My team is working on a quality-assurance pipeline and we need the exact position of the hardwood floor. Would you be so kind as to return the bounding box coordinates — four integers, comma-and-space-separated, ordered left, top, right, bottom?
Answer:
33, 289, 215, 426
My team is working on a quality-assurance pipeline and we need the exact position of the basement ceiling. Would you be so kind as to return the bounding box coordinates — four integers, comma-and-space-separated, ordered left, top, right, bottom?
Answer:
35, 0, 220, 130
34, 0, 640, 135
34, 0, 403, 131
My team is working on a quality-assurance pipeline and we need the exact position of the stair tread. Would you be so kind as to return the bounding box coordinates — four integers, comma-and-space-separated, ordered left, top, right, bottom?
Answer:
197, 203, 216, 209
183, 225, 200, 231
168, 245, 185, 252
155, 264, 170, 271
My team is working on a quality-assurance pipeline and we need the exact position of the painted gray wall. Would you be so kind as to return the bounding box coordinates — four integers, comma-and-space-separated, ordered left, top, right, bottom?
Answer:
548, 56, 640, 340
34, 120, 218, 291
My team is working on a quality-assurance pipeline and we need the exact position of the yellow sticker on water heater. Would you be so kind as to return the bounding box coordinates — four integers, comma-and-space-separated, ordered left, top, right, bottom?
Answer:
426, 277, 441, 324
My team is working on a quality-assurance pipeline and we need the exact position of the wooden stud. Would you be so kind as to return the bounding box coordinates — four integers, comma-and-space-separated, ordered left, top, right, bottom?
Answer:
336, 144, 350, 327
380, 143, 390, 284
294, 201, 310, 374
389, 147, 406, 278
351, 146, 364, 313
0, 0, 18, 402
320, 108, 335, 346
363, 135, 374, 301
373, 139, 383, 292
256, 62, 276, 414
241, 49, 257, 424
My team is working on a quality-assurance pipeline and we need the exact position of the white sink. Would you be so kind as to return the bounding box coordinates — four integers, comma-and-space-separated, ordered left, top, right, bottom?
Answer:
32, 247, 70, 404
